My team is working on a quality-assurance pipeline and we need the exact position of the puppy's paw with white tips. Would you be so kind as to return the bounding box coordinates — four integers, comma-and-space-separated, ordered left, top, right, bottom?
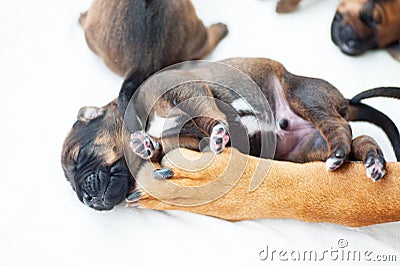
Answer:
210, 123, 229, 154
365, 154, 386, 182
326, 148, 346, 171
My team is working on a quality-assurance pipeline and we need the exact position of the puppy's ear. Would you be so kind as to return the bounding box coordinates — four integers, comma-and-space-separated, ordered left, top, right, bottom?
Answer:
118, 68, 151, 117
77, 106, 104, 122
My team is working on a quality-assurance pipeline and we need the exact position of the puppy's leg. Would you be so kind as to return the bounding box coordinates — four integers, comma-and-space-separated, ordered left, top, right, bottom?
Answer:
172, 83, 230, 153
318, 118, 353, 171
183, 104, 229, 154
350, 135, 386, 181
191, 23, 228, 59
276, 0, 302, 13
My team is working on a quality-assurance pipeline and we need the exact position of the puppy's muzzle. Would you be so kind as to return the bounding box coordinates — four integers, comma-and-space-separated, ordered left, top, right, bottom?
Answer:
81, 170, 113, 210
78, 160, 132, 211
331, 12, 376, 55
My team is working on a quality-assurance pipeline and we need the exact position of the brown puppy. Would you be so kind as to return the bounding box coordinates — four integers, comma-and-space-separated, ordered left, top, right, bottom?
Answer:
331, 0, 400, 58
80, 0, 228, 76
125, 58, 400, 181
275, 0, 400, 59
61, 101, 135, 210
80, 0, 229, 115
133, 147, 400, 227
62, 57, 400, 211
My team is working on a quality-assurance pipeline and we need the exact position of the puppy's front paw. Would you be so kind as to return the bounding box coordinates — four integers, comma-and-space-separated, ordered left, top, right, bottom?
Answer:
210, 123, 229, 154
130, 132, 158, 159
365, 153, 386, 182
325, 148, 346, 171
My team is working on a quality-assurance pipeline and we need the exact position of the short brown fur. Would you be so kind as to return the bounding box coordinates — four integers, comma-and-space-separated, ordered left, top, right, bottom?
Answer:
135, 148, 400, 227
80, 0, 228, 76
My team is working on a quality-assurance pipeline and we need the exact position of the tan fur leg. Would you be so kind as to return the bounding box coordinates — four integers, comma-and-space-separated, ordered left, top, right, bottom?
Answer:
134, 148, 400, 227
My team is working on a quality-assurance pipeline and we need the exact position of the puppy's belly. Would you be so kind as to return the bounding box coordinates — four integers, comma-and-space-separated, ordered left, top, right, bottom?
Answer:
275, 125, 324, 161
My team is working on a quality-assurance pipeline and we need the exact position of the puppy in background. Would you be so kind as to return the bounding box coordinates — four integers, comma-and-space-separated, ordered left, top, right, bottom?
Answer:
331, 0, 400, 60
80, 0, 228, 77
274, 0, 400, 61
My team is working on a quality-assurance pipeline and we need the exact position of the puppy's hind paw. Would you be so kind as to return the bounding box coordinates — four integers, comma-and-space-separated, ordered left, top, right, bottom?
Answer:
365, 153, 386, 182
325, 148, 346, 171
210, 123, 230, 154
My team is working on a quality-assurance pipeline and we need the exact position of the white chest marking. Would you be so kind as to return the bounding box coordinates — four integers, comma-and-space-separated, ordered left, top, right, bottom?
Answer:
240, 115, 261, 136
147, 112, 179, 138
231, 98, 253, 113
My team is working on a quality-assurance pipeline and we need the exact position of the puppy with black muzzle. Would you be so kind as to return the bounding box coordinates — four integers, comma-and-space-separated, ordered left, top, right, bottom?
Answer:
273, 0, 400, 60
331, 0, 400, 60
61, 101, 134, 210
62, 57, 400, 211
80, 0, 228, 77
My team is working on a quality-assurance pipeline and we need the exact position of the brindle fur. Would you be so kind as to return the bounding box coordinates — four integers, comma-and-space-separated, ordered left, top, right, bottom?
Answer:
127, 58, 398, 167
80, 0, 228, 76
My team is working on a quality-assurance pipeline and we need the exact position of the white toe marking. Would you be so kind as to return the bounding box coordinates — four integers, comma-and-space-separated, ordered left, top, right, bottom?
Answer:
325, 158, 342, 171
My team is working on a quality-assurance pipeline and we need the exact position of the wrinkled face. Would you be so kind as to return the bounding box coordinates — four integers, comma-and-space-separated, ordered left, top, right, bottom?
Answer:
61, 101, 133, 211
331, 0, 400, 55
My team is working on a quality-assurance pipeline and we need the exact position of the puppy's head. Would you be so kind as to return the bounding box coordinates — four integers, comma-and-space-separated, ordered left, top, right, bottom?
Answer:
61, 100, 134, 211
331, 0, 400, 55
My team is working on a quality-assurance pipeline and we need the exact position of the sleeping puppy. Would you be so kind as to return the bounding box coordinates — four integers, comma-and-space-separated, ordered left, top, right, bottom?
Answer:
124, 58, 400, 181
61, 101, 134, 210
331, 0, 400, 59
61, 57, 400, 211
62, 0, 227, 211
80, 0, 228, 76
274, 0, 400, 60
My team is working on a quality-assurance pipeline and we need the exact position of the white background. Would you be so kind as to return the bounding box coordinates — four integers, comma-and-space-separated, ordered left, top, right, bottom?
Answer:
1, 0, 400, 265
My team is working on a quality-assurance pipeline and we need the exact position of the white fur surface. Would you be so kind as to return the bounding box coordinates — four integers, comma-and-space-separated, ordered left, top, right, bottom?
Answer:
2, 0, 400, 265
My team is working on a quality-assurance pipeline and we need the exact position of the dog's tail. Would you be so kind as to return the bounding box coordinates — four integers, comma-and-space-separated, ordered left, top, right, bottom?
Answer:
349, 87, 400, 104
347, 90, 400, 161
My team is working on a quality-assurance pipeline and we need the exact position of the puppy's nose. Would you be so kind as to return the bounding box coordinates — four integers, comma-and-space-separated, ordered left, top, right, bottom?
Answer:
334, 12, 342, 21
339, 24, 357, 45
82, 192, 94, 206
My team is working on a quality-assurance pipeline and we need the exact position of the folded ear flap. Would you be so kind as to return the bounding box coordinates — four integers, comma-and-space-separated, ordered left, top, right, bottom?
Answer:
118, 68, 151, 117
77, 106, 104, 122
